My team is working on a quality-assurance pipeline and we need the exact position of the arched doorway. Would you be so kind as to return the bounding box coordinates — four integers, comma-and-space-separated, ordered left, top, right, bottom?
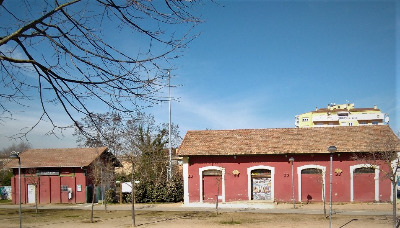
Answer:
301, 168, 323, 202
297, 165, 326, 202
199, 166, 225, 203
350, 164, 379, 202
247, 165, 275, 201
251, 169, 272, 200
202, 169, 222, 202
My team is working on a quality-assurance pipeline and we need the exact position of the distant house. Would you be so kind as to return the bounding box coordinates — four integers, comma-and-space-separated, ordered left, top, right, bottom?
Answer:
6, 147, 120, 204
177, 125, 400, 204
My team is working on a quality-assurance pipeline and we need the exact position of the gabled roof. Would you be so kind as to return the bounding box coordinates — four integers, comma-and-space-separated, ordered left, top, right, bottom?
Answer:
5, 147, 112, 168
177, 125, 400, 156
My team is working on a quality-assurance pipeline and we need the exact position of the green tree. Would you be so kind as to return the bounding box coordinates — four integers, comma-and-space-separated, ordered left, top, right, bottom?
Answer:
133, 125, 169, 183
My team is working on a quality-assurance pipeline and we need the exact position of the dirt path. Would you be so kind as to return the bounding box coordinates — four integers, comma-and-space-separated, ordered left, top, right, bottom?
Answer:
0, 210, 393, 228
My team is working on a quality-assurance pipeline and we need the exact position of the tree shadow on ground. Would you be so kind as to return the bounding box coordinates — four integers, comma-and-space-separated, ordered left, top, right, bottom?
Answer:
339, 219, 358, 228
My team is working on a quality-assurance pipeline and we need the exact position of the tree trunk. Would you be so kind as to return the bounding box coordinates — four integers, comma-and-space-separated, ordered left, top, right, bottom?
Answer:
91, 184, 96, 223
322, 180, 326, 218
131, 164, 136, 227
216, 176, 220, 215
104, 192, 108, 212
393, 180, 397, 228
35, 184, 38, 213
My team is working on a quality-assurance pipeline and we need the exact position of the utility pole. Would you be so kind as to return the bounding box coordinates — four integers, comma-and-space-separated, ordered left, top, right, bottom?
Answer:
167, 70, 172, 181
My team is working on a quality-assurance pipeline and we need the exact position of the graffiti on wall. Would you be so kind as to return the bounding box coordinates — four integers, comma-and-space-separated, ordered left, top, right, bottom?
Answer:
0, 186, 11, 200
252, 178, 271, 200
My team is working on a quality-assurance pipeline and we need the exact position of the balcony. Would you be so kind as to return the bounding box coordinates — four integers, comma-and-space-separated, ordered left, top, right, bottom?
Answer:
351, 113, 383, 121
312, 115, 339, 122
312, 113, 383, 122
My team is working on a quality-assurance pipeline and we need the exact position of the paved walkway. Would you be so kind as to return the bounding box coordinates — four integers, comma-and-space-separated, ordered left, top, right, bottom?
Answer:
0, 201, 396, 216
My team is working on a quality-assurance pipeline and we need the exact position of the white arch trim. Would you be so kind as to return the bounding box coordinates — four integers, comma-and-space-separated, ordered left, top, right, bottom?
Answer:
350, 164, 379, 202
297, 165, 326, 202
247, 165, 275, 201
199, 166, 225, 203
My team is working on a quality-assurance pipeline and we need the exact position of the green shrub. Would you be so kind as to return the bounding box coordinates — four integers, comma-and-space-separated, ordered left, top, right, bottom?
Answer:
105, 188, 117, 203
124, 175, 184, 203
0, 170, 13, 186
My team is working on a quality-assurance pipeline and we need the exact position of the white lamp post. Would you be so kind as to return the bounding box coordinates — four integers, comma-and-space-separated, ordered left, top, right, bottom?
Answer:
328, 146, 337, 228
289, 157, 295, 209
10, 151, 21, 228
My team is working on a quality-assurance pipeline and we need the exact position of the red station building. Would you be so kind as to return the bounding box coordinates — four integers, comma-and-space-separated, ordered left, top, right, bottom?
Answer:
177, 125, 400, 204
7, 147, 119, 204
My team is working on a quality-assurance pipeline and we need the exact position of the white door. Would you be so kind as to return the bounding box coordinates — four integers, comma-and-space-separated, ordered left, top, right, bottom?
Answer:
27, 184, 35, 203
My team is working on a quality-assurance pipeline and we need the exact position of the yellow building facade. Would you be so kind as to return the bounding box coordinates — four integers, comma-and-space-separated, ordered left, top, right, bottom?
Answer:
295, 103, 389, 128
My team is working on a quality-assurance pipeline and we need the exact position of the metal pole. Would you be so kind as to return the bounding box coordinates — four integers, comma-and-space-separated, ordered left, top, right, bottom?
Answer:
329, 153, 333, 228
131, 164, 135, 227
167, 70, 172, 181
18, 157, 21, 228
291, 160, 295, 209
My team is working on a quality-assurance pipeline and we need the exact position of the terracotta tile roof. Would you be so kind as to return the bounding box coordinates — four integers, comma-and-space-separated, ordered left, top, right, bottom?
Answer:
177, 125, 400, 156
5, 147, 109, 168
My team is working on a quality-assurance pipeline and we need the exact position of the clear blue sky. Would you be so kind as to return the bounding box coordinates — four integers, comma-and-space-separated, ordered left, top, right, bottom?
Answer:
1, 0, 398, 149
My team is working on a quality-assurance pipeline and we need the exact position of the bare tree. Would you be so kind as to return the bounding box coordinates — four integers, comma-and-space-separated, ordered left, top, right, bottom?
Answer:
0, 0, 201, 139
0, 142, 31, 158
24, 168, 39, 213
74, 112, 127, 156
352, 129, 400, 228
87, 154, 115, 222
74, 111, 181, 157
0, 142, 31, 187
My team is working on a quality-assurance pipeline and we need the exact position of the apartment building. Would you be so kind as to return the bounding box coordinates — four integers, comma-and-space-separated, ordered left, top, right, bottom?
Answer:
295, 103, 389, 128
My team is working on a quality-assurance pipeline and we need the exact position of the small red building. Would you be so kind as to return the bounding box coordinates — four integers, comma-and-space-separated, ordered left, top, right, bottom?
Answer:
177, 125, 400, 204
7, 147, 119, 204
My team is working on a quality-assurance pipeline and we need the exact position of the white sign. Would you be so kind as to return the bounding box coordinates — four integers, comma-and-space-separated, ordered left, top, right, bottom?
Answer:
121, 182, 132, 193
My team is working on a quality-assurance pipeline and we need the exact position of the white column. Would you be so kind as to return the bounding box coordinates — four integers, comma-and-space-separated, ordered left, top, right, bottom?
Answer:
182, 157, 189, 204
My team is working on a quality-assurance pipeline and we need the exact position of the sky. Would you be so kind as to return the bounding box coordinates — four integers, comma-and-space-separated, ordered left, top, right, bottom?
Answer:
0, 0, 399, 150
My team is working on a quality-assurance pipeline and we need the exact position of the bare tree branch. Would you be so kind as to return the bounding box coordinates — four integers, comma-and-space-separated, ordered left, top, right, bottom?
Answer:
0, 0, 202, 138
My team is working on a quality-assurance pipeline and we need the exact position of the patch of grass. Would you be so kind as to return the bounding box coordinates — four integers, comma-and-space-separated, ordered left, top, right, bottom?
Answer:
0, 200, 12, 204
220, 218, 241, 225
65, 215, 81, 218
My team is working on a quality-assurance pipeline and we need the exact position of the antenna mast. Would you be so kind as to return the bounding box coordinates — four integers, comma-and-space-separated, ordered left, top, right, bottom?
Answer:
167, 70, 172, 181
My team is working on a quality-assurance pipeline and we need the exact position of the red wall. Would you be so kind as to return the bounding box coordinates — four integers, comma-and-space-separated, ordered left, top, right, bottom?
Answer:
353, 173, 375, 202
301, 173, 323, 202
203, 176, 222, 202
11, 167, 88, 204
187, 153, 392, 203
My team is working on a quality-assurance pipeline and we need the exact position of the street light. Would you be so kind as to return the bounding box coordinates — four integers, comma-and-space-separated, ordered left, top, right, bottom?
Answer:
328, 146, 337, 228
289, 157, 295, 209
10, 151, 21, 228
